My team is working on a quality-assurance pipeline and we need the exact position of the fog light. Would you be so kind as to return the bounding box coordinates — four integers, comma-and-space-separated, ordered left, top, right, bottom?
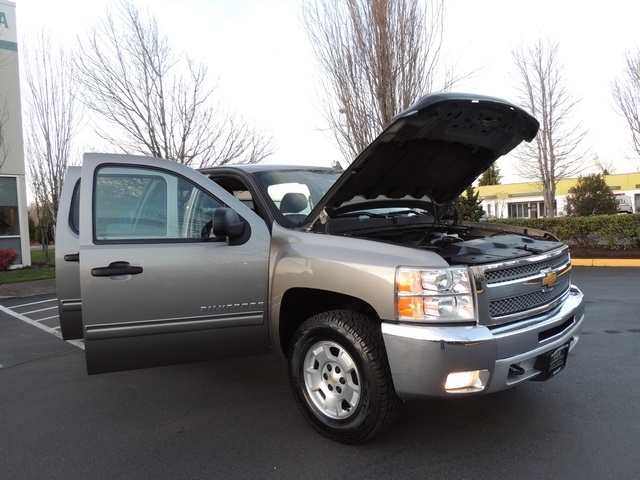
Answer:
445, 370, 489, 393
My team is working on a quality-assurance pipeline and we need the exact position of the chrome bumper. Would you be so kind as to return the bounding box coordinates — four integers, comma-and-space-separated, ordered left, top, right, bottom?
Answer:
381, 286, 585, 399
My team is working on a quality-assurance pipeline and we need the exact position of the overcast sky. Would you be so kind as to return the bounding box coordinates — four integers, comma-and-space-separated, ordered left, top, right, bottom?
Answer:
14, 0, 640, 182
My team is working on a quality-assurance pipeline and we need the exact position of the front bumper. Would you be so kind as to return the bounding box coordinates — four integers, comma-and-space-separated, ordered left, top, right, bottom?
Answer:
381, 286, 585, 399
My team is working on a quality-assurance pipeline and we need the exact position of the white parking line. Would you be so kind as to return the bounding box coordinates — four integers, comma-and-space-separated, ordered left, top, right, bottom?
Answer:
9, 298, 57, 308
0, 305, 84, 350
37, 315, 60, 322
22, 306, 58, 315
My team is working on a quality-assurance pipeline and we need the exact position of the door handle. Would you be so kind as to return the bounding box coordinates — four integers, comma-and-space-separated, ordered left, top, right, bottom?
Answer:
91, 261, 143, 277
64, 253, 80, 262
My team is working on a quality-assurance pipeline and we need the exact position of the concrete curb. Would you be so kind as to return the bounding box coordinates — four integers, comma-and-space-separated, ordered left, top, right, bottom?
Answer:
571, 259, 640, 267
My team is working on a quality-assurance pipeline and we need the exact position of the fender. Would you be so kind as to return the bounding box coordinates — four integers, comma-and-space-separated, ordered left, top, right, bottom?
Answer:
268, 222, 448, 354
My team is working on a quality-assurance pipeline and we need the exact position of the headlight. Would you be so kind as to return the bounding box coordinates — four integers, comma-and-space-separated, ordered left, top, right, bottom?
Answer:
396, 266, 477, 323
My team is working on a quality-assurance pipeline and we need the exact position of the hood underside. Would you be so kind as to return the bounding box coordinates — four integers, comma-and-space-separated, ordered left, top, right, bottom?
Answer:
304, 93, 539, 225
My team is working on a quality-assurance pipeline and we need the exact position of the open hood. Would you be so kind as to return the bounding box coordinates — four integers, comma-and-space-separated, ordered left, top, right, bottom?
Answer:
303, 92, 539, 227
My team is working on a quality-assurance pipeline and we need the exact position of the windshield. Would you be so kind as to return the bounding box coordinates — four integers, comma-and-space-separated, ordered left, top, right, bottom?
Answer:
255, 169, 342, 220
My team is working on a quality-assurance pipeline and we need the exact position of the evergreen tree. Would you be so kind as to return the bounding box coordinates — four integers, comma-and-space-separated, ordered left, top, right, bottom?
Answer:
565, 173, 618, 216
478, 165, 502, 186
454, 186, 485, 221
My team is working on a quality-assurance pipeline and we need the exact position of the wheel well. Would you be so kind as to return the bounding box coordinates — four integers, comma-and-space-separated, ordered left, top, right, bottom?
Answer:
279, 288, 379, 357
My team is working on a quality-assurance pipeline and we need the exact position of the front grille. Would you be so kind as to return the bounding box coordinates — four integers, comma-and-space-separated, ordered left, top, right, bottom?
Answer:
472, 247, 573, 326
484, 251, 570, 284
489, 275, 571, 318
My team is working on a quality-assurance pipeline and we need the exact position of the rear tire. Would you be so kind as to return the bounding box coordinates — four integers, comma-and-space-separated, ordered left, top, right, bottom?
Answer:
288, 310, 399, 444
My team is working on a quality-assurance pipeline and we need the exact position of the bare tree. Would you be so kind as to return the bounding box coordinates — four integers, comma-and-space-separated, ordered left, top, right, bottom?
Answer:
22, 32, 79, 264
593, 154, 615, 175
303, 0, 460, 163
512, 39, 587, 217
74, 0, 272, 168
612, 50, 640, 160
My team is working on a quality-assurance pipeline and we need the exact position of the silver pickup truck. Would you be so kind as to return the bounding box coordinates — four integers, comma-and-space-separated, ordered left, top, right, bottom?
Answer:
56, 93, 585, 443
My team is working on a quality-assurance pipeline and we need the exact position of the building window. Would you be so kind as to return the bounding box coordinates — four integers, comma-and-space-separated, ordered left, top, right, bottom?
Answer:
0, 176, 20, 236
508, 201, 548, 219
508, 202, 529, 218
0, 176, 22, 264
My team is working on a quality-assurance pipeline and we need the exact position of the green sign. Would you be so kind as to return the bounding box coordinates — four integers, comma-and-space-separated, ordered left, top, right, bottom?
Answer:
0, 7, 18, 51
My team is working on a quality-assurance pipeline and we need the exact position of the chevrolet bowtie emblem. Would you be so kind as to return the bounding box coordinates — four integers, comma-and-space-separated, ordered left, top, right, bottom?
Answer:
541, 271, 558, 288
525, 265, 570, 289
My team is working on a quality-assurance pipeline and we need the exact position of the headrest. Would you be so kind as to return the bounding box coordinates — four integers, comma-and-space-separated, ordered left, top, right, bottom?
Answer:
280, 192, 308, 214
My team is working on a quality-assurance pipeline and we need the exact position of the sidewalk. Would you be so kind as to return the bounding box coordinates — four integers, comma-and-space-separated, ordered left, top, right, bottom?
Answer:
0, 279, 57, 300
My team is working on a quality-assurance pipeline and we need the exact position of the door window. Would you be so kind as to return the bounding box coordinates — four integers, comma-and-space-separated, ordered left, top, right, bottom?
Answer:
94, 166, 222, 242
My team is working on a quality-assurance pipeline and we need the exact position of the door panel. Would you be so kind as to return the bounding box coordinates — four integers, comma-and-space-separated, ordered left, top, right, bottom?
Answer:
79, 154, 271, 374
55, 167, 83, 340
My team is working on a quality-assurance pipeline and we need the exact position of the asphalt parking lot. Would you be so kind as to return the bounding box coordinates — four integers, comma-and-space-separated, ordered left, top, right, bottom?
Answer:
1, 267, 639, 479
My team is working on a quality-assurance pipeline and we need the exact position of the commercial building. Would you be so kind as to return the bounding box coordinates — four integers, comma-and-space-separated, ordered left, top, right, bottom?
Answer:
0, 0, 29, 267
477, 172, 640, 219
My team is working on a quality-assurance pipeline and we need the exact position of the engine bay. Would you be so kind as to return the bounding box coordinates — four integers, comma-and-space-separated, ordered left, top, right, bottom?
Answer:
335, 221, 563, 266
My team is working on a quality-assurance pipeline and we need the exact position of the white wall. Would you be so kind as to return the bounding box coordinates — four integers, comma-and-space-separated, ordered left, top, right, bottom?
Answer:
0, 0, 30, 266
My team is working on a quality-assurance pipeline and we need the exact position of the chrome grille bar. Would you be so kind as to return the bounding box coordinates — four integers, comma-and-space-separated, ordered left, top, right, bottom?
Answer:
489, 276, 571, 317
484, 251, 570, 284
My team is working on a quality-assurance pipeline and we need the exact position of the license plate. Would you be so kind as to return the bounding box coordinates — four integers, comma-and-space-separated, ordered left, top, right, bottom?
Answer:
533, 342, 570, 381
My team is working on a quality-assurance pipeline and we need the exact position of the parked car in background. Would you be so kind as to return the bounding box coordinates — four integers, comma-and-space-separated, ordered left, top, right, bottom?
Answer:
615, 194, 633, 214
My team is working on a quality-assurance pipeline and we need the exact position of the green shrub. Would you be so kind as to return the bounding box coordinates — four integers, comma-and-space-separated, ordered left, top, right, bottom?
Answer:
490, 214, 640, 250
565, 173, 618, 216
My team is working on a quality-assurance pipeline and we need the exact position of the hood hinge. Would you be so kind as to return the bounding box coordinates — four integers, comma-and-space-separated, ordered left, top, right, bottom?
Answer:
305, 208, 330, 233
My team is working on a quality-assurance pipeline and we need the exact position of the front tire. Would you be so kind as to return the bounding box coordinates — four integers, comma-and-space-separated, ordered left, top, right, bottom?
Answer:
288, 310, 399, 443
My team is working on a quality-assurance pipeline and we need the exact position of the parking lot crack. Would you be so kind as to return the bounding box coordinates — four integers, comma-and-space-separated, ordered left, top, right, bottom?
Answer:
1, 348, 79, 370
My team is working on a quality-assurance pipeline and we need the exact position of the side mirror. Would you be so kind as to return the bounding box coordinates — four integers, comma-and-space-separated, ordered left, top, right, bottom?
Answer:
212, 207, 245, 239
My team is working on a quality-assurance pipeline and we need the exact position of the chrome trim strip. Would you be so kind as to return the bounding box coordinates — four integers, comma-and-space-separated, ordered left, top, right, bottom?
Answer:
470, 245, 569, 284
85, 312, 264, 341
381, 322, 492, 343
488, 259, 571, 287
60, 299, 82, 312
523, 262, 572, 286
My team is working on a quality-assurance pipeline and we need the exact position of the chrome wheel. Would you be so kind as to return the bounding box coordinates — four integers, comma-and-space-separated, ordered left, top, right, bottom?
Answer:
303, 340, 361, 420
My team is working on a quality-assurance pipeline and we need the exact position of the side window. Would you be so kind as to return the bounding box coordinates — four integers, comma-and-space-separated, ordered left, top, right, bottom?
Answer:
94, 166, 222, 242
178, 177, 223, 238
209, 176, 265, 220
70, 180, 81, 235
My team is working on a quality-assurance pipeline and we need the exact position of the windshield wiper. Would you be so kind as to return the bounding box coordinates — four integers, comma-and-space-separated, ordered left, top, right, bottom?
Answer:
385, 209, 434, 217
334, 211, 389, 219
